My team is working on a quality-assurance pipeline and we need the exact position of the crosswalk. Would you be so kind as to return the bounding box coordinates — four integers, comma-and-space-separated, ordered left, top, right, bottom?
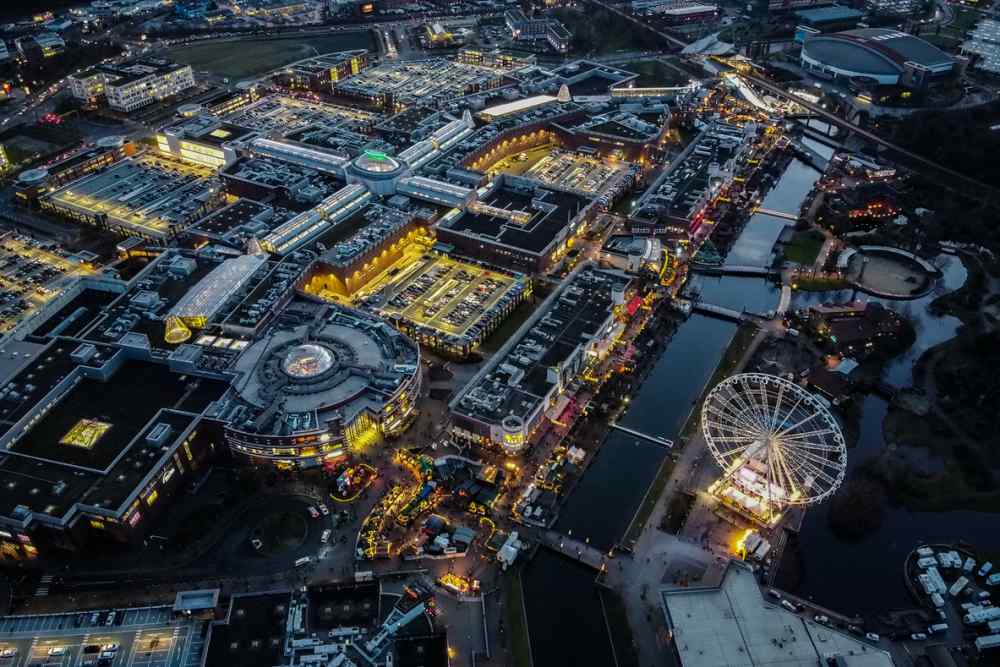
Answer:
34, 574, 54, 598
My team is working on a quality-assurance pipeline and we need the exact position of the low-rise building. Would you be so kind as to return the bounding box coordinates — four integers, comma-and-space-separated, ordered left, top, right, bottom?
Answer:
69, 58, 196, 112
449, 264, 632, 454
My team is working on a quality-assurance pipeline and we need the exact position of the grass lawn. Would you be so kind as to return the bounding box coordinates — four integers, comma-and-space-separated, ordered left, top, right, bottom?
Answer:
503, 569, 533, 667
622, 457, 675, 546
167, 31, 374, 79
681, 322, 758, 438
783, 229, 825, 266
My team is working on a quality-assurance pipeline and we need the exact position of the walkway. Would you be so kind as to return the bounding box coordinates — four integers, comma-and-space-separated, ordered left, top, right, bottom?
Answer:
533, 530, 608, 572
691, 302, 747, 322
776, 285, 791, 315
742, 74, 1000, 196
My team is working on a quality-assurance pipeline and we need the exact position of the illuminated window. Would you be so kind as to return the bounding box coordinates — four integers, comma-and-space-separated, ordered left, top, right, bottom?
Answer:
89, 519, 105, 530
60, 419, 112, 449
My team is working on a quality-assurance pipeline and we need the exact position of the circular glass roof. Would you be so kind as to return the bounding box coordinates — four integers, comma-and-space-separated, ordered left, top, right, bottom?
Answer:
353, 150, 401, 174
282, 343, 335, 379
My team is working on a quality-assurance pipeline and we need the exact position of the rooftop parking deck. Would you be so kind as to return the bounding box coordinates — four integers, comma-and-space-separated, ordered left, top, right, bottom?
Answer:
335, 59, 504, 107
43, 152, 220, 240
224, 94, 376, 135
373, 251, 527, 342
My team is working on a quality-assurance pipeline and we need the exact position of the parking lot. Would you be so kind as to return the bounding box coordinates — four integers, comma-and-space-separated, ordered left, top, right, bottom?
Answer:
523, 148, 631, 195
0, 607, 202, 667
0, 232, 95, 334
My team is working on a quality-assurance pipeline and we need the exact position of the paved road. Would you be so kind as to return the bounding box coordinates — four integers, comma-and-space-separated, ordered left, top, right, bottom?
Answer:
744, 75, 1000, 196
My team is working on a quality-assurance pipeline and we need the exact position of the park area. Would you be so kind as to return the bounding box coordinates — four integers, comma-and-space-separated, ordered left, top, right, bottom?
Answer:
167, 31, 376, 79
782, 229, 825, 266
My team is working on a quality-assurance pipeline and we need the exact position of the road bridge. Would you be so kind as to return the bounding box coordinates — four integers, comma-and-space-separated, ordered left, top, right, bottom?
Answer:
789, 138, 830, 171
742, 75, 1000, 196
609, 424, 674, 448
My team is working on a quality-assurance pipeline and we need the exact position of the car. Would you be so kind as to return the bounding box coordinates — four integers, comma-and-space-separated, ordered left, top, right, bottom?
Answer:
0, 648, 17, 657
101, 643, 119, 652
813, 615, 829, 624
865, 632, 880, 642
321, 529, 331, 544
48, 647, 66, 656
307, 506, 320, 519
83, 645, 100, 653
911, 633, 927, 641
251, 538, 263, 551
780, 600, 796, 612
318, 503, 329, 516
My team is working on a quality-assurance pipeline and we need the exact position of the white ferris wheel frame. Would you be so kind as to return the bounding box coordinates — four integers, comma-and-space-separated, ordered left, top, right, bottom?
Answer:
701, 372, 847, 506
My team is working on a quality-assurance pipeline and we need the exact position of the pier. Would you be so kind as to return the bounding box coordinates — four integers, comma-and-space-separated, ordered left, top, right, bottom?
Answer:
609, 423, 674, 448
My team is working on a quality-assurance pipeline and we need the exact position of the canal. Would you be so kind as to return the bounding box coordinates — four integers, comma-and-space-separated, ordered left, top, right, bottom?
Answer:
523, 548, 617, 666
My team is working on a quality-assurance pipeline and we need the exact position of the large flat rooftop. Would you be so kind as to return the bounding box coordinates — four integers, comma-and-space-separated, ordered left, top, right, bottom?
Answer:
224, 94, 376, 135
451, 264, 629, 425
441, 182, 589, 255
7, 360, 191, 470
661, 563, 893, 667
372, 251, 528, 344
335, 59, 503, 106
43, 152, 219, 239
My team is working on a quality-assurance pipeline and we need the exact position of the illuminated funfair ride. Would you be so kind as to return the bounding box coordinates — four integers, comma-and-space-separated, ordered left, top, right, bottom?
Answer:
702, 373, 846, 527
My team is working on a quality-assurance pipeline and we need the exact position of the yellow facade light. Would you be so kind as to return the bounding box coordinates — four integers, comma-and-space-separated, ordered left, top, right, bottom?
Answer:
164, 315, 192, 344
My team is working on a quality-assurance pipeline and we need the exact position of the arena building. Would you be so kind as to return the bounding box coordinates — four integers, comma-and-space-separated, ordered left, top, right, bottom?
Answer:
800, 28, 956, 85
215, 303, 420, 469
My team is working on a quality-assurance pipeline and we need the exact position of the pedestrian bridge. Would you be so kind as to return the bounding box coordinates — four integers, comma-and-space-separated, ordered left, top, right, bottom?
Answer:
754, 207, 799, 222
692, 264, 779, 278
609, 424, 674, 448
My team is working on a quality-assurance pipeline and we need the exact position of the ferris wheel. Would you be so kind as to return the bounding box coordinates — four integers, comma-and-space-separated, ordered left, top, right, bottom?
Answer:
701, 373, 847, 509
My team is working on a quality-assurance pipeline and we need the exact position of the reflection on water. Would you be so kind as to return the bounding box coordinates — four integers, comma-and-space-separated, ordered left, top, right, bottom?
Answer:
523, 548, 615, 666
554, 430, 667, 551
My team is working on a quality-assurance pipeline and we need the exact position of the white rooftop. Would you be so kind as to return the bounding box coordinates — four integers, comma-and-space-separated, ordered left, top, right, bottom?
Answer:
170, 253, 267, 322
661, 563, 894, 667
480, 95, 558, 118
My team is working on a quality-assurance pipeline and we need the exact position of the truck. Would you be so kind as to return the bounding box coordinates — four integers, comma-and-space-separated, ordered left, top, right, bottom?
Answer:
965, 557, 978, 573
980, 562, 994, 577
989, 573, 1000, 586
950, 577, 970, 597
928, 623, 948, 634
